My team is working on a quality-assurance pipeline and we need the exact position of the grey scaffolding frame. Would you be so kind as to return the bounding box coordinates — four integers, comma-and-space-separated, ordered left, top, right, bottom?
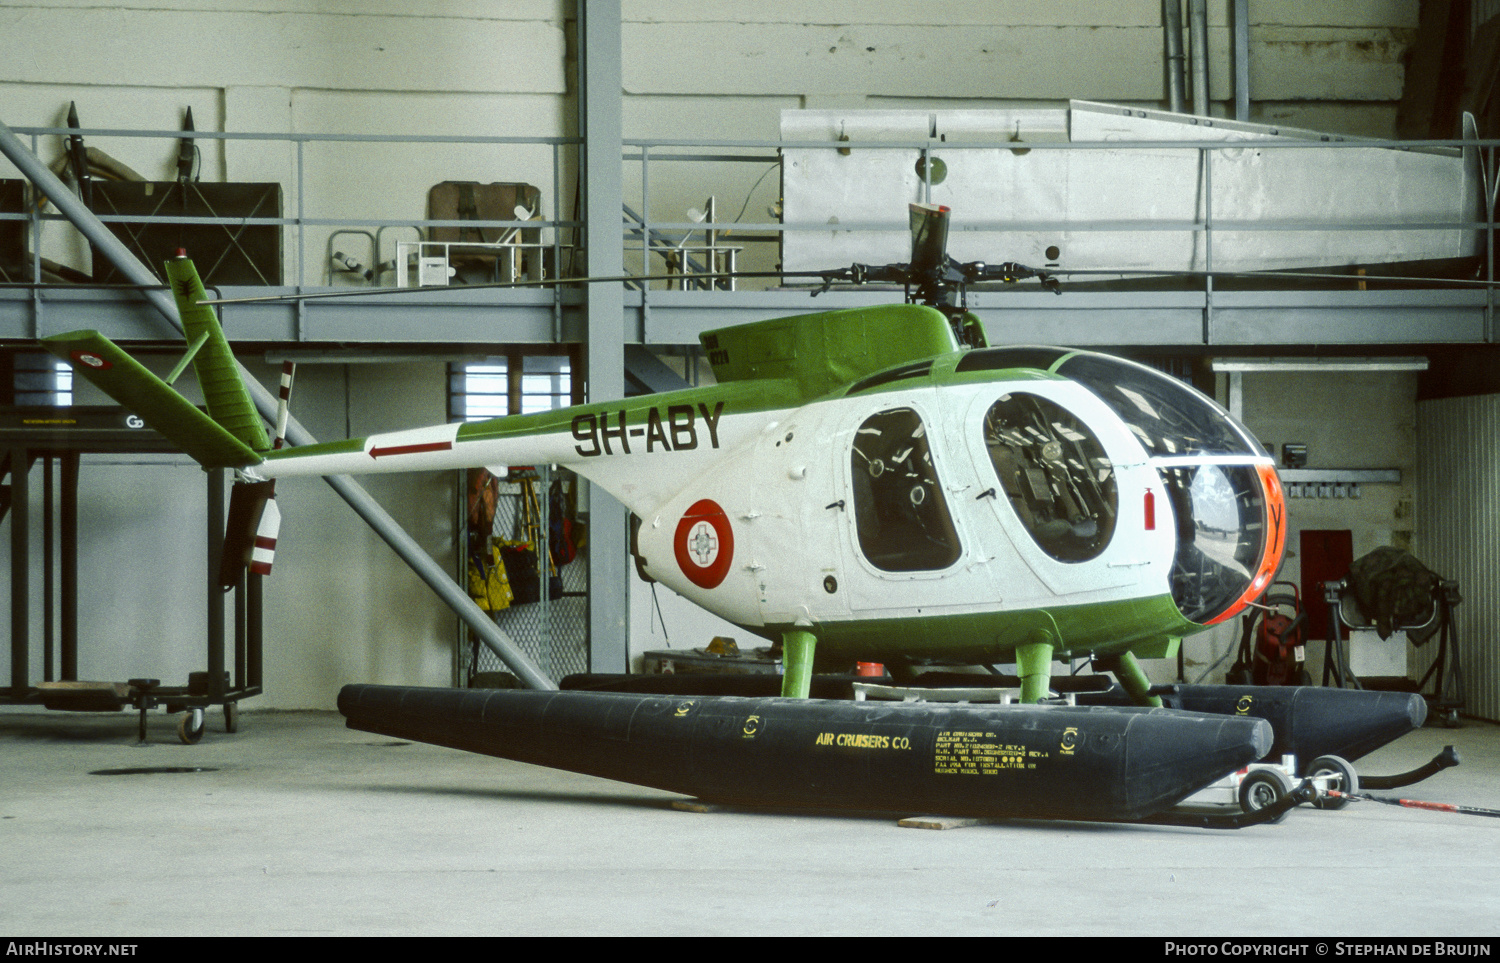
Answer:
0, 408, 262, 742
0, 126, 1494, 349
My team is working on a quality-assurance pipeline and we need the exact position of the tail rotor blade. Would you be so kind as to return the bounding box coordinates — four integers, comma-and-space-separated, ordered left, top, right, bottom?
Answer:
274, 361, 296, 450
218, 480, 278, 588
250, 496, 282, 577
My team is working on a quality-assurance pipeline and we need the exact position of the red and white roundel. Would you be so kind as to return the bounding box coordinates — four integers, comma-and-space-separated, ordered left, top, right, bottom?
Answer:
674, 499, 734, 589
71, 350, 110, 370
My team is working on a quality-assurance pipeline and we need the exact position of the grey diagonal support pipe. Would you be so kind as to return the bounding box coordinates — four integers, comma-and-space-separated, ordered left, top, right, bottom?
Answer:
0, 117, 556, 692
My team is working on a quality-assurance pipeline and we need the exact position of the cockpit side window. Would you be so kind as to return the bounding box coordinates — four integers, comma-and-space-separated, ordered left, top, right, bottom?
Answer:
850, 407, 961, 572
982, 393, 1117, 563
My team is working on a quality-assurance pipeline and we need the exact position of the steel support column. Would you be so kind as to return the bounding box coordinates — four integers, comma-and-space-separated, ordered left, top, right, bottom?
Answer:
9, 447, 27, 695
1189, 0, 1210, 116
578, 0, 629, 673
1163, 0, 1186, 114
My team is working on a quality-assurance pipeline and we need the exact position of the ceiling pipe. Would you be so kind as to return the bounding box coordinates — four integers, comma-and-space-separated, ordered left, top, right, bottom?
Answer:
1232, 0, 1251, 121
0, 116, 556, 692
1188, 0, 1210, 117
1163, 0, 1186, 114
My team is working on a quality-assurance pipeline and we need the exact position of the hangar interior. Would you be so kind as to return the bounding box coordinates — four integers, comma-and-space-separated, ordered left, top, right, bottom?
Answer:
2, 1, 1499, 937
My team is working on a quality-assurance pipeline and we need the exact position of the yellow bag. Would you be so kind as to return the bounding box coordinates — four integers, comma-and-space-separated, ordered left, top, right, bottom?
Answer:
467, 544, 514, 612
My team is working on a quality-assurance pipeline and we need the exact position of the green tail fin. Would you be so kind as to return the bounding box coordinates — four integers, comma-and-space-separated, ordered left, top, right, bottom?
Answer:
41, 255, 268, 470
165, 256, 270, 454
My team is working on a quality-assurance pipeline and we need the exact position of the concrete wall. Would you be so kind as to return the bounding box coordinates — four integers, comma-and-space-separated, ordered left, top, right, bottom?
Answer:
1244, 371, 1419, 569
622, 1, 1416, 130
0, 1, 570, 281
0, 1, 1429, 706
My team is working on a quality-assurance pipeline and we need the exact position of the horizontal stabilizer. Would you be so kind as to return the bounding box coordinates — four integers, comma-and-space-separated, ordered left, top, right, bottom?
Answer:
42, 330, 264, 469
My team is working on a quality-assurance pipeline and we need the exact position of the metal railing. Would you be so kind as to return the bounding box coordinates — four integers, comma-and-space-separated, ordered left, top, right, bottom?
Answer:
1, 125, 581, 291
625, 132, 1495, 283
2, 123, 1496, 334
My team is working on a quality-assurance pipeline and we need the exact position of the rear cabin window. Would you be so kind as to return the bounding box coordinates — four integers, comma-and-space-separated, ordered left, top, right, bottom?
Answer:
850, 407, 961, 572
982, 393, 1117, 562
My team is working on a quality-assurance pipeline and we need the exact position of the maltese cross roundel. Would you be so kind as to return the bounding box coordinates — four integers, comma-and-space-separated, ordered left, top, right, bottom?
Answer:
674, 499, 734, 589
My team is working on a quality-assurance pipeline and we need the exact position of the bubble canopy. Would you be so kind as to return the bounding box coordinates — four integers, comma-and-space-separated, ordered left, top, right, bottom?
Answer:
957, 347, 1280, 625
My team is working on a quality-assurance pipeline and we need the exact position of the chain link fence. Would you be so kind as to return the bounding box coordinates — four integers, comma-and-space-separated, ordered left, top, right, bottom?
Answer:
461, 465, 588, 686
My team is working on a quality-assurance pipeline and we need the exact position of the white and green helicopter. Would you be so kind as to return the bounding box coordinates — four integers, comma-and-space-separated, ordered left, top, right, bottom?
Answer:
44, 203, 1285, 706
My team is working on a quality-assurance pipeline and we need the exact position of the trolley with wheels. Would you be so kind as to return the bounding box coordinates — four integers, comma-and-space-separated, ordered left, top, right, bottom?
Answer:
2, 441, 264, 743
1180, 753, 1360, 821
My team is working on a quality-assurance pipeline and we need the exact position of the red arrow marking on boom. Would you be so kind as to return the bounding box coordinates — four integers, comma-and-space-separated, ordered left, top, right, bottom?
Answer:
369, 441, 453, 459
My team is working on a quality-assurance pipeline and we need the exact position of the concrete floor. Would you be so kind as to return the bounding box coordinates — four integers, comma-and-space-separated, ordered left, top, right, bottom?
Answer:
2, 704, 1498, 937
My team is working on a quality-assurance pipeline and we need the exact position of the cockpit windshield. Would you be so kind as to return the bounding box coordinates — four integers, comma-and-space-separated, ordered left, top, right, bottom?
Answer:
1157, 463, 1270, 623
1051, 353, 1259, 458
954, 347, 1260, 458
1051, 355, 1273, 622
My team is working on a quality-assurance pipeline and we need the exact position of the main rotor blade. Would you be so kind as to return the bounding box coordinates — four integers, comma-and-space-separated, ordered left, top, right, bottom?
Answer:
37, 264, 1489, 313
191, 260, 1493, 308
198, 271, 804, 306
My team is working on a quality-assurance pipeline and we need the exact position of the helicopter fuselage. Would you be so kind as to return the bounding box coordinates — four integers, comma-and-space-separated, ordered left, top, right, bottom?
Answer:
50, 281, 1283, 703
258, 324, 1284, 683
625, 348, 1283, 670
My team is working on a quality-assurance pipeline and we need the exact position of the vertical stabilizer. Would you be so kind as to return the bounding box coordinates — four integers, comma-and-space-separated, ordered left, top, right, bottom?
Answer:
166, 255, 270, 455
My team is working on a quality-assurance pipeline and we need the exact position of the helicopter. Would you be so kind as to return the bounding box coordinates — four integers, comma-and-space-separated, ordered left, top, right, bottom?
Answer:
44, 202, 1285, 709
44, 202, 1455, 825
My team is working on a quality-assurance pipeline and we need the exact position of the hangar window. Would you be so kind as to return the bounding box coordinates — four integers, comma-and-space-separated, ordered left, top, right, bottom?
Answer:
981, 392, 1116, 562
850, 407, 961, 572
9, 353, 72, 406
448, 353, 573, 421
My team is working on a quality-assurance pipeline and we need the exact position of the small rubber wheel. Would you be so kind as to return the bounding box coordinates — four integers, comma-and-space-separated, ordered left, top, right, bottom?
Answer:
1306, 754, 1358, 810
1238, 768, 1293, 822
178, 708, 206, 745
224, 701, 239, 734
